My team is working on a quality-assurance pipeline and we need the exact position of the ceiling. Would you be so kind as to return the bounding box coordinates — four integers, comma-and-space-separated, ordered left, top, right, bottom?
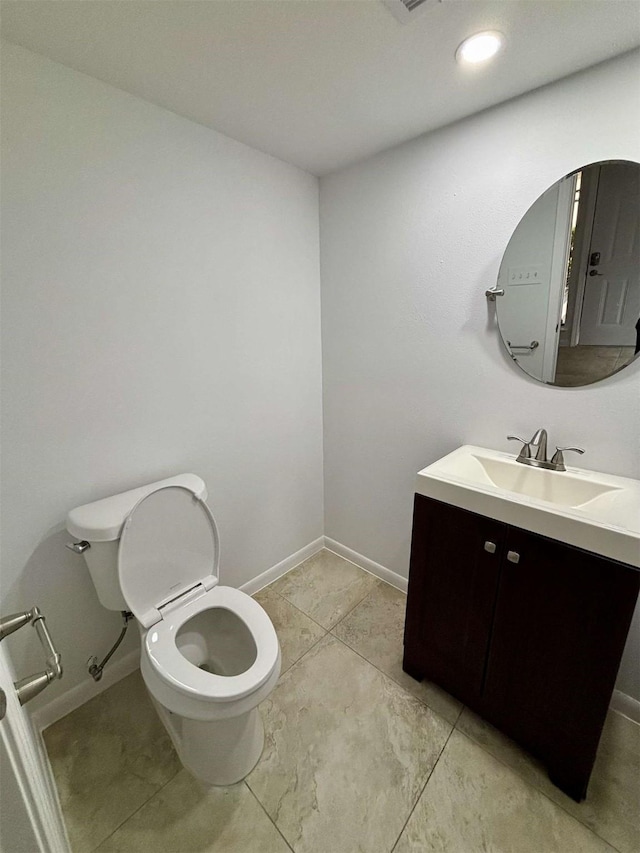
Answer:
2, 0, 639, 175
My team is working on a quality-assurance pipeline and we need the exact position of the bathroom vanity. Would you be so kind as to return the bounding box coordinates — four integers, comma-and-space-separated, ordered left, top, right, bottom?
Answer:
403, 446, 640, 802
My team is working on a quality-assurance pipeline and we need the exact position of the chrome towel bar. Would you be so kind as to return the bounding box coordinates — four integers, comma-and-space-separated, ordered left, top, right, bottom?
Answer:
0, 606, 63, 708
507, 340, 539, 352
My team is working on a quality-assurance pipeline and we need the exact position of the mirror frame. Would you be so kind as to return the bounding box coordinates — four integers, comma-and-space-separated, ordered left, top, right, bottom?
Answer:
492, 160, 640, 387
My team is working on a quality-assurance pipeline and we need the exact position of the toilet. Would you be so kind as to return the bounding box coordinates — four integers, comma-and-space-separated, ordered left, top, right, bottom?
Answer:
66, 474, 281, 786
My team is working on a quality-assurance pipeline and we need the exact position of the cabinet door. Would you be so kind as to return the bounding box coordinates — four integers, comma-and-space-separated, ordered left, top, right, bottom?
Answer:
483, 526, 640, 799
403, 495, 506, 703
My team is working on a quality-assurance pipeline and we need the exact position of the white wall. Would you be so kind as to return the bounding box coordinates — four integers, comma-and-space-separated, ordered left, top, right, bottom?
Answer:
0, 43, 324, 710
2, 41, 639, 716
320, 51, 640, 700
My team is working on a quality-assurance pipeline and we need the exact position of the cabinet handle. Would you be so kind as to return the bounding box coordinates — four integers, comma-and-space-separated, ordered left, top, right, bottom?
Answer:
484, 541, 497, 554
507, 551, 520, 564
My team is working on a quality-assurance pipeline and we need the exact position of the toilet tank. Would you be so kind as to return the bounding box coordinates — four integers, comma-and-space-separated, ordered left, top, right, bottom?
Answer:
66, 474, 207, 611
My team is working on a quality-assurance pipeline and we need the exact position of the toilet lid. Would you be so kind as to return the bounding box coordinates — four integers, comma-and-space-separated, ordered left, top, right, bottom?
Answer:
118, 485, 220, 628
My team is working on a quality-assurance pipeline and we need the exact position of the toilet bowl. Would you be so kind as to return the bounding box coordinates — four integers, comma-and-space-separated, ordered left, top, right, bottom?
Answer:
139, 585, 280, 785
66, 476, 281, 786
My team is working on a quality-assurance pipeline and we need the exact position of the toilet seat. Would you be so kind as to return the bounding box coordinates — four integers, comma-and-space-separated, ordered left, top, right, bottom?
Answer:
118, 485, 220, 629
144, 585, 280, 702
118, 484, 279, 705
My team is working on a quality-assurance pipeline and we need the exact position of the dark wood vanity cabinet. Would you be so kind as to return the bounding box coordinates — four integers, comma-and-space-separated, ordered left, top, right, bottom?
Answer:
402, 497, 506, 702
403, 494, 640, 801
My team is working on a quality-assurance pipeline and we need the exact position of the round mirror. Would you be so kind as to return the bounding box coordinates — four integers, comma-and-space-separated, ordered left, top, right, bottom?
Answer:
495, 160, 639, 386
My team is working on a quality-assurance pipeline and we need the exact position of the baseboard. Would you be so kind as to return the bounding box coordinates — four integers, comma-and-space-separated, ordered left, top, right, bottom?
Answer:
323, 541, 640, 723
610, 689, 640, 724
35, 532, 633, 733
31, 648, 140, 733
31, 537, 324, 730
323, 537, 408, 593
239, 536, 325, 596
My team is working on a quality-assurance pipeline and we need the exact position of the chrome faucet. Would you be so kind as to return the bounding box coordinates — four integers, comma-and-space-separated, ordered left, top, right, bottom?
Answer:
530, 428, 548, 465
507, 429, 584, 472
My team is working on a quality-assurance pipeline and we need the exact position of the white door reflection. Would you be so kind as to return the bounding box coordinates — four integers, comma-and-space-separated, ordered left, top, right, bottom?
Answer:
496, 160, 639, 386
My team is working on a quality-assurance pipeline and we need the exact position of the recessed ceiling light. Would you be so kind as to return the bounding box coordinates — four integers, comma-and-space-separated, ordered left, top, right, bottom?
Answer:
456, 31, 505, 65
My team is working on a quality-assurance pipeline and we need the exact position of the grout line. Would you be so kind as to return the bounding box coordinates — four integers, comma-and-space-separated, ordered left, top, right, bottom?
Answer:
262, 554, 381, 634
244, 780, 295, 852
451, 726, 625, 853
254, 584, 333, 678
328, 629, 459, 729
279, 629, 331, 679
326, 595, 370, 632
282, 633, 327, 676
90, 767, 183, 852
257, 584, 329, 633
389, 725, 455, 853
277, 559, 626, 852
452, 703, 465, 727
255, 590, 331, 683
78, 555, 625, 853
254, 578, 455, 853
325, 581, 383, 632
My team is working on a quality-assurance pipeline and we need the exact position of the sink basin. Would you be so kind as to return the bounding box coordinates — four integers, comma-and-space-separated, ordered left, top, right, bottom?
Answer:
442, 451, 619, 508
416, 446, 640, 566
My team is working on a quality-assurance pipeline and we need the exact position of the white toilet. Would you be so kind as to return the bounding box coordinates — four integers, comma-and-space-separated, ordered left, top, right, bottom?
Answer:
66, 474, 281, 786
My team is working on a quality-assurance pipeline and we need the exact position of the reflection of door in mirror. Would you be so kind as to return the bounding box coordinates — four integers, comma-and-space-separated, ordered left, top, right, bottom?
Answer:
496, 160, 639, 387
556, 162, 639, 385
497, 177, 575, 382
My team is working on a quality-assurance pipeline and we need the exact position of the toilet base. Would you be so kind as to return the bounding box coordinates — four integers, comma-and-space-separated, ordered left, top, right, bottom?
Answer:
152, 697, 265, 786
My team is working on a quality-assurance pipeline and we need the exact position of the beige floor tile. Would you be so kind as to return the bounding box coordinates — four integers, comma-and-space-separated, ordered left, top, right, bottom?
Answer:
615, 350, 637, 370
247, 634, 451, 853
43, 670, 180, 852
457, 706, 640, 853
556, 345, 620, 368
562, 364, 616, 382
43, 563, 638, 853
270, 549, 379, 629
554, 373, 599, 387
554, 346, 620, 385
456, 707, 551, 791
394, 730, 616, 853
253, 587, 326, 674
333, 583, 462, 725
96, 771, 290, 852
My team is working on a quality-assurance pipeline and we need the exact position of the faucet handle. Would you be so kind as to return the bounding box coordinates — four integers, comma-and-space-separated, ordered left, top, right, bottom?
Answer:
507, 435, 532, 459
550, 446, 585, 471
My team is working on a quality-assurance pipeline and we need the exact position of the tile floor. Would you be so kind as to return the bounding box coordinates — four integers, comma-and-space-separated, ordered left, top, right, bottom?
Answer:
554, 345, 636, 386
43, 550, 640, 853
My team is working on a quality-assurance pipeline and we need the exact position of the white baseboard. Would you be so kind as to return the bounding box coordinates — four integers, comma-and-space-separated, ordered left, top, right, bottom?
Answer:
31, 648, 140, 734
31, 537, 324, 731
610, 689, 640, 724
31, 531, 638, 735
323, 537, 408, 593
321, 541, 640, 725
240, 536, 325, 596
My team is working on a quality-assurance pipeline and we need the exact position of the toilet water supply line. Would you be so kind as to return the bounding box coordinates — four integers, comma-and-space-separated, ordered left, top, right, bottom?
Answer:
65, 540, 135, 681
87, 610, 133, 682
